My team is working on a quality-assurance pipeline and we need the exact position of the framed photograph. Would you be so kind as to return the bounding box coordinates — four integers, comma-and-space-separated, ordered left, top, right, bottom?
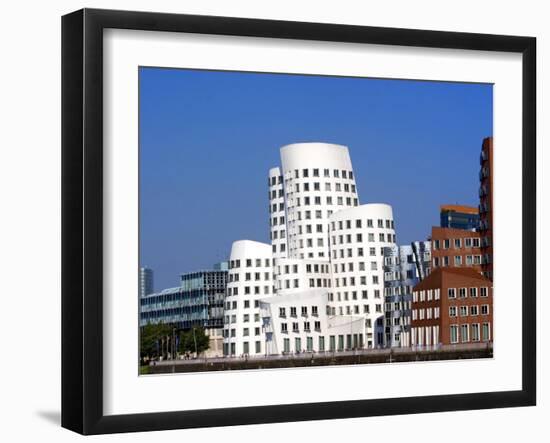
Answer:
62, 8, 536, 435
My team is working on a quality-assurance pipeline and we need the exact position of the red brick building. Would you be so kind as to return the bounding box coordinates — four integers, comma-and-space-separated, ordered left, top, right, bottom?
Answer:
411, 267, 493, 346
479, 137, 493, 280
430, 226, 483, 273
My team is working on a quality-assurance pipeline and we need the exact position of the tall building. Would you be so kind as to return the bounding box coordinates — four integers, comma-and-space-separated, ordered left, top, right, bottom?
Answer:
440, 204, 479, 231
328, 204, 396, 348
479, 137, 493, 280
139, 266, 154, 298
273, 143, 360, 260
383, 242, 431, 347
411, 267, 493, 347
139, 266, 227, 330
223, 240, 273, 356
225, 142, 398, 355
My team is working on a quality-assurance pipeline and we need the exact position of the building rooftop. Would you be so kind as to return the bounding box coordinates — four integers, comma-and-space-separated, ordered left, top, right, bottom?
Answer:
431, 226, 481, 237
440, 204, 479, 214
413, 267, 490, 291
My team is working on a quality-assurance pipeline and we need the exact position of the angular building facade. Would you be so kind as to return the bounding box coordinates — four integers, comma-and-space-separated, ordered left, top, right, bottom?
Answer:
383, 242, 431, 348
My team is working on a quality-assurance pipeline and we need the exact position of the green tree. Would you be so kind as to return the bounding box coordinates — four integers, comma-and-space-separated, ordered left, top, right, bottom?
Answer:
178, 327, 210, 356
140, 322, 172, 362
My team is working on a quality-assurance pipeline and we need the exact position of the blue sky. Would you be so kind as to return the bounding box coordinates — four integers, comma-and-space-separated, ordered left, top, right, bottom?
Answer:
139, 67, 492, 291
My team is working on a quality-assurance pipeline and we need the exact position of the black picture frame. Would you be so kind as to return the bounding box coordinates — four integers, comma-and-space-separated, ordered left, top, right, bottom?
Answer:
61, 8, 536, 435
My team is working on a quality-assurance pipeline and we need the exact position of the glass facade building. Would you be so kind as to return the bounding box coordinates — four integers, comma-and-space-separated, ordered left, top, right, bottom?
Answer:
440, 205, 479, 231
140, 264, 228, 330
139, 266, 154, 298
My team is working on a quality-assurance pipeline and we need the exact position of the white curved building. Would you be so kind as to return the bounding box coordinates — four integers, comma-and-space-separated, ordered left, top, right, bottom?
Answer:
277, 143, 359, 260
268, 167, 287, 259
223, 240, 273, 356
259, 290, 366, 355
222, 142, 403, 357
273, 257, 331, 296
328, 204, 396, 348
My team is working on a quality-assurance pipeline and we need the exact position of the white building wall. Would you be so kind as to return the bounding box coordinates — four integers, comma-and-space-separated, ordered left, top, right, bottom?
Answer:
268, 167, 288, 259
277, 143, 360, 260
273, 257, 331, 296
260, 290, 366, 355
224, 240, 273, 356
223, 142, 402, 356
328, 204, 396, 348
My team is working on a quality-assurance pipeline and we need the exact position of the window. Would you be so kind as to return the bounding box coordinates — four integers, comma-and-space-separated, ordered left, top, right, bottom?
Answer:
281, 323, 288, 333
471, 323, 480, 341
480, 287, 489, 297
458, 288, 467, 298
255, 341, 261, 353
450, 325, 459, 343
443, 239, 450, 249
454, 238, 462, 248
290, 306, 297, 317
448, 288, 456, 298
481, 304, 489, 315
460, 306, 468, 316
318, 336, 325, 351
454, 256, 462, 266
279, 307, 286, 317
433, 239, 440, 250
312, 306, 318, 316
449, 306, 457, 317
470, 305, 479, 316
482, 323, 491, 341
461, 324, 469, 342
283, 338, 290, 353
